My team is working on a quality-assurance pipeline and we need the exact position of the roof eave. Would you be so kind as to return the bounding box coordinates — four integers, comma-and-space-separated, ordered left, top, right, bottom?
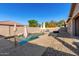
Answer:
66, 3, 77, 23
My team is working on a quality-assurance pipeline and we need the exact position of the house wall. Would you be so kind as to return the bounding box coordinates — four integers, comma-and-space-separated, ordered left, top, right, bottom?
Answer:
72, 4, 79, 36
67, 4, 79, 36
67, 19, 73, 35
75, 17, 79, 36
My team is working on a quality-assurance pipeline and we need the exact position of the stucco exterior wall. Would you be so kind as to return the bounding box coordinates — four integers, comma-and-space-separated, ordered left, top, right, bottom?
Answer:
67, 19, 73, 35
71, 4, 79, 35
67, 4, 79, 36
67, 18, 76, 36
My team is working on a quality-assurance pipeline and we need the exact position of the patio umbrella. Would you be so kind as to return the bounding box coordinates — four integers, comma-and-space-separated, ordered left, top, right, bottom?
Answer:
13, 24, 17, 47
13, 24, 17, 32
43, 22, 45, 29
40, 23, 43, 29
23, 26, 28, 38
40, 22, 46, 32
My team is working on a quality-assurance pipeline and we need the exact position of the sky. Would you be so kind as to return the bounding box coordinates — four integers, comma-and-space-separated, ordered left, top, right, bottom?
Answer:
0, 3, 71, 25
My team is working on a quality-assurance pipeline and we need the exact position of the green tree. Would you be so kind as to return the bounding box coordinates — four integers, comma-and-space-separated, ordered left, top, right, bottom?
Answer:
28, 20, 38, 27
45, 21, 57, 28
57, 20, 65, 27
45, 22, 49, 28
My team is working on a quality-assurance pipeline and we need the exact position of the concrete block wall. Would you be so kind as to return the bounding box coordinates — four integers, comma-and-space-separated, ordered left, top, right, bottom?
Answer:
0, 26, 57, 37
0, 26, 42, 36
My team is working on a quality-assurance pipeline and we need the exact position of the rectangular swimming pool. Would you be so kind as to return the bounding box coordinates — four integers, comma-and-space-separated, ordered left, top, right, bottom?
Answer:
17, 33, 44, 46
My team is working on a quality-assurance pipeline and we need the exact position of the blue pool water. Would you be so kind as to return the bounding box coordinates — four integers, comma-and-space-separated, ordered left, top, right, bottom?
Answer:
18, 40, 27, 46
18, 34, 40, 46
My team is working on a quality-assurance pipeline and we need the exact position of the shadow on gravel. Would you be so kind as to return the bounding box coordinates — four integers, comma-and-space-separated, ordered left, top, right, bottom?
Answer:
48, 27, 79, 56
54, 37, 79, 55
42, 47, 75, 56
48, 27, 79, 55
0, 37, 75, 56
0, 31, 78, 56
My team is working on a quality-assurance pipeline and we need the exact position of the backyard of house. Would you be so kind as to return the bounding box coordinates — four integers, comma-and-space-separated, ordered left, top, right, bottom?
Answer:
0, 27, 79, 56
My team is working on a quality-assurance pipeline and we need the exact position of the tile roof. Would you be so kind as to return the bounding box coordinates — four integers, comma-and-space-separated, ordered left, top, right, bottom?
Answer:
0, 21, 24, 26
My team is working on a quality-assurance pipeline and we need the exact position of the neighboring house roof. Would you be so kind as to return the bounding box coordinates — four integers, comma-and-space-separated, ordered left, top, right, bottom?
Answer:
0, 21, 24, 27
66, 3, 77, 23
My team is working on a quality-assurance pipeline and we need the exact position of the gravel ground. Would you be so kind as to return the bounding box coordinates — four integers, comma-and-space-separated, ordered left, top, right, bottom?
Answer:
29, 31, 79, 56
